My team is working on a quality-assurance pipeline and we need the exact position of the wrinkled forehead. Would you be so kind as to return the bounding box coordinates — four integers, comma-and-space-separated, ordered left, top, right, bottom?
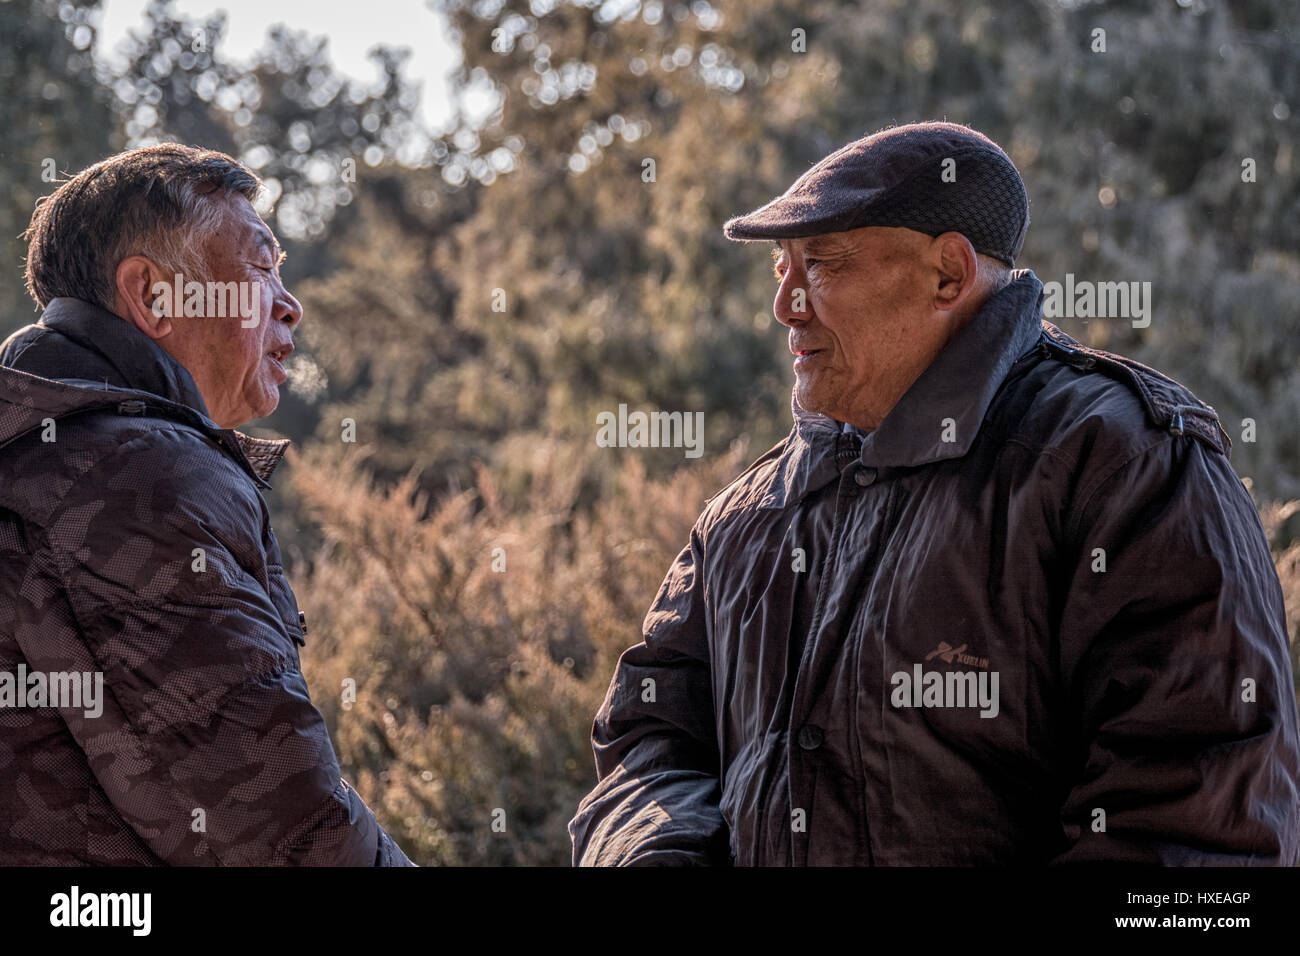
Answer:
773, 232, 857, 258
210, 192, 280, 255
773, 226, 924, 260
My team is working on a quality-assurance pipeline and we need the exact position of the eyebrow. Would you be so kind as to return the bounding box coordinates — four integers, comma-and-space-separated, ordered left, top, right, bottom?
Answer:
802, 237, 843, 256
771, 237, 841, 273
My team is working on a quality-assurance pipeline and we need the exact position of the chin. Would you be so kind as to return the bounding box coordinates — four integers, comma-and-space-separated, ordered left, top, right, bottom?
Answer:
795, 383, 828, 415
256, 388, 281, 419
234, 403, 275, 428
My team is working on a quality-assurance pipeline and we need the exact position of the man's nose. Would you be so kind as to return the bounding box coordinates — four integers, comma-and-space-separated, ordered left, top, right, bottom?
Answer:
273, 286, 303, 328
773, 270, 809, 328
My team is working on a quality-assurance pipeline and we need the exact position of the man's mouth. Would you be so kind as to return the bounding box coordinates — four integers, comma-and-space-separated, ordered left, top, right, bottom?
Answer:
792, 348, 824, 366
266, 344, 293, 379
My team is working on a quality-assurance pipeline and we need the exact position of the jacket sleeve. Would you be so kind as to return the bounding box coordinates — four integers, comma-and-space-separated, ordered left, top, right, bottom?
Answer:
1053, 433, 1300, 865
568, 530, 730, 865
21, 429, 414, 866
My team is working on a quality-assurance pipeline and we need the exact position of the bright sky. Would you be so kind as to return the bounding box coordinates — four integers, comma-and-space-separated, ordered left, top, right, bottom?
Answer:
96, 0, 463, 131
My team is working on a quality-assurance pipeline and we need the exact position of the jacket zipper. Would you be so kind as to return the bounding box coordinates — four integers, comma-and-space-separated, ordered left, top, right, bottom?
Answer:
784, 428, 863, 865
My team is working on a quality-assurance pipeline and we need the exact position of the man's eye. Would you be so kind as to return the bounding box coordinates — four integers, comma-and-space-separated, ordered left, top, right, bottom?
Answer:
805, 258, 822, 269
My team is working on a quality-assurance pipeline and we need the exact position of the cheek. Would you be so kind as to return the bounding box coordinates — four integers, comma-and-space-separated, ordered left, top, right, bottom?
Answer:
819, 292, 865, 357
197, 322, 238, 370
232, 329, 266, 378
822, 293, 889, 375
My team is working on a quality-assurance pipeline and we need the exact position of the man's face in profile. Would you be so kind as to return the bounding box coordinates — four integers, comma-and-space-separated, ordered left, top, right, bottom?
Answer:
160, 195, 303, 429
771, 225, 955, 432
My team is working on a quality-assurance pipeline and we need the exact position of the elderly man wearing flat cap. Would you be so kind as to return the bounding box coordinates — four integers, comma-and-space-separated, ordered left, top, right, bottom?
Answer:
569, 121, 1300, 866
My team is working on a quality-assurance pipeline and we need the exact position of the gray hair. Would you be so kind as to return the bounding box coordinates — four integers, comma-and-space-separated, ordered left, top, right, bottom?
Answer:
24, 144, 262, 311
975, 253, 1014, 298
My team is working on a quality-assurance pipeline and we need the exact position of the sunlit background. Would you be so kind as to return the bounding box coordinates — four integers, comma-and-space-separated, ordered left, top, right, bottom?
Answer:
2, 0, 1297, 865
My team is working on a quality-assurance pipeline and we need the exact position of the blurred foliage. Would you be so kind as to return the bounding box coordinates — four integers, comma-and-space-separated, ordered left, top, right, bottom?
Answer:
1, 0, 1297, 864
0, 0, 117, 325
291, 437, 750, 864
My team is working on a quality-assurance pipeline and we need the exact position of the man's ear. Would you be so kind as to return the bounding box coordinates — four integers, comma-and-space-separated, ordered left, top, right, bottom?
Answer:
113, 255, 174, 340
931, 232, 979, 314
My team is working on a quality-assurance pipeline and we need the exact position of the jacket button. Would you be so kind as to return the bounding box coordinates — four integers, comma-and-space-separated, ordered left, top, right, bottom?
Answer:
854, 467, 877, 487
797, 725, 824, 750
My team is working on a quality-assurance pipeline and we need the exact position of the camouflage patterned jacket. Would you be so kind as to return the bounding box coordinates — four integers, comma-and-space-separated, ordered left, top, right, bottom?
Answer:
0, 297, 413, 865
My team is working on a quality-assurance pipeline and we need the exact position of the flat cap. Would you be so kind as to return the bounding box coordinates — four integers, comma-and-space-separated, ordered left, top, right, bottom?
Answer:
723, 121, 1029, 266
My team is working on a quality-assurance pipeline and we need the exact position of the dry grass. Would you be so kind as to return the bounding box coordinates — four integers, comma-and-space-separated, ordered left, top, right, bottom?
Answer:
288, 437, 750, 865
289, 441, 1300, 865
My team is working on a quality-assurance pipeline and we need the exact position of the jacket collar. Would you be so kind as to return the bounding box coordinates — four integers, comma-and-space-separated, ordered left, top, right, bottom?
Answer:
0, 297, 288, 486
6, 297, 213, 415
773, 270, 1045, 503
857, 269, 1045, 467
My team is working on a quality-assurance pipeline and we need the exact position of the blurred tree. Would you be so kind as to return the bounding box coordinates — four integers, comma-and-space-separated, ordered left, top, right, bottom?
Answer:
2, 0, 1297, 865
110, 0, 431, 242
288, 0, 1300, 864
0, 0, 118, 324
294, 0, 1299, 501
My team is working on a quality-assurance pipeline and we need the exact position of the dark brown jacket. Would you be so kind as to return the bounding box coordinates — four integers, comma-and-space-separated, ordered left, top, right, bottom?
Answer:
0, 297, 412, 865
570, 270, 1300, 865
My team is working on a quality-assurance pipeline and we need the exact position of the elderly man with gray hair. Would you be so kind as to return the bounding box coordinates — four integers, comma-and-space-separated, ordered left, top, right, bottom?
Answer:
0, 144, 412, 865
570, 121, 1300, 866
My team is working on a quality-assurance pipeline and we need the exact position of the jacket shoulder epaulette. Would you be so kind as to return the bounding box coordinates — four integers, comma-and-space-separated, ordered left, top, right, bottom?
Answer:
1036, 323, 1231, 456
